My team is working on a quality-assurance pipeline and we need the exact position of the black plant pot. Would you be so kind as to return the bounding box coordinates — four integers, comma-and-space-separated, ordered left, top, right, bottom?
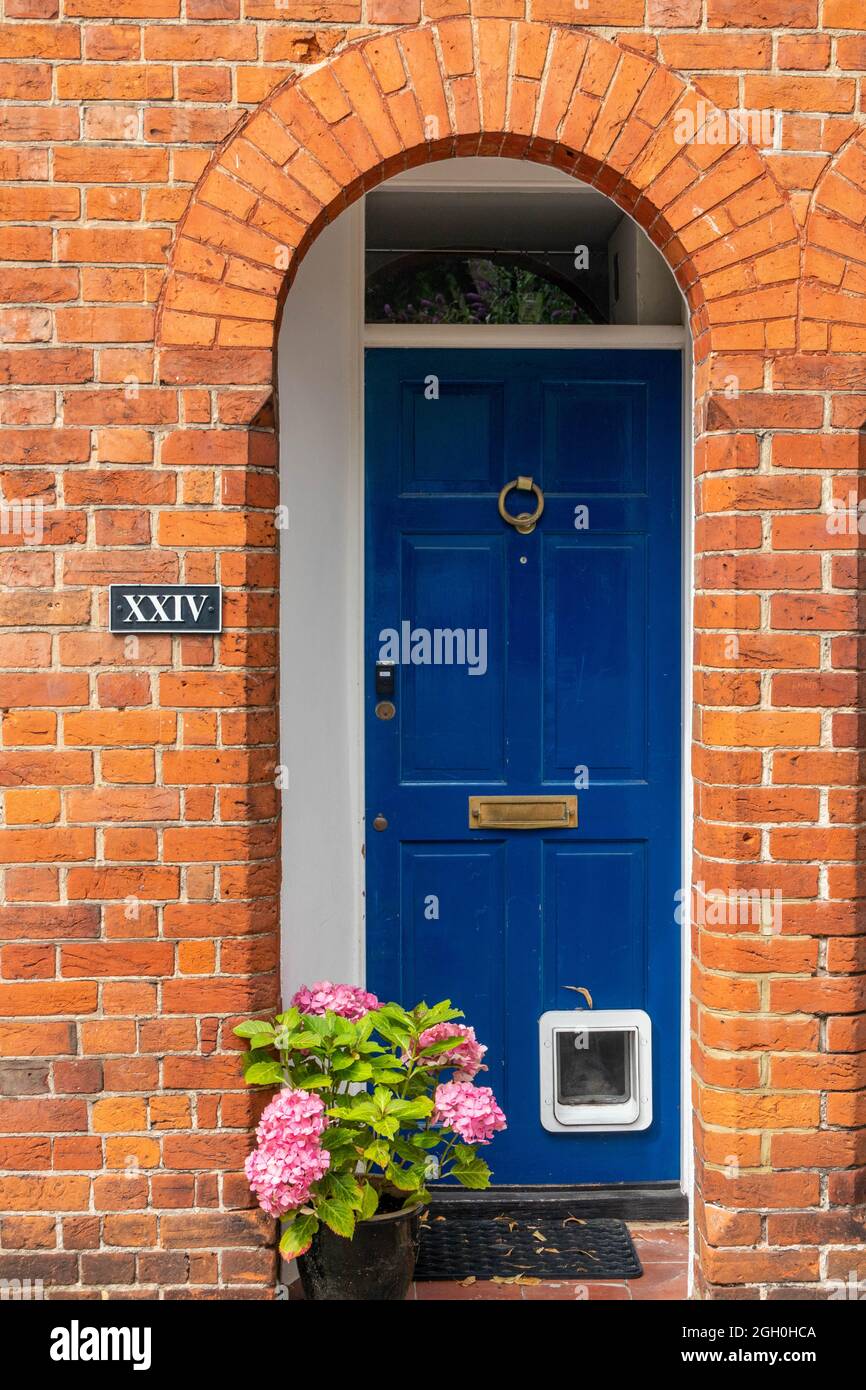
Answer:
297, 1203, 423, 1301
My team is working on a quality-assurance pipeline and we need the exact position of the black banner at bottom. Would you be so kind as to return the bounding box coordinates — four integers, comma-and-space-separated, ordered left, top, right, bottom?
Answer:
4, 1293, 861, 1380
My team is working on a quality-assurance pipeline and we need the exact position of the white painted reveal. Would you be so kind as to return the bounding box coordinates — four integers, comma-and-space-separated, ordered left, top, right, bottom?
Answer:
277, 205, 365, 1002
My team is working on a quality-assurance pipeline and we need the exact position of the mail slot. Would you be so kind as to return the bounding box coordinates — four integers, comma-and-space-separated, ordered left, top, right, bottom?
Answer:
468, 795, 578, 830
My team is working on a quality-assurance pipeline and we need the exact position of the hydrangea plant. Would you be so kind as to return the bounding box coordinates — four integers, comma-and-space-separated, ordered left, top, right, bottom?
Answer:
235, 982, 506, 1258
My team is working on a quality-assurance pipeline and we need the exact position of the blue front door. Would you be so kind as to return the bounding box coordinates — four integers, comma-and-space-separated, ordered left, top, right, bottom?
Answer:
365, 349, 682, 1185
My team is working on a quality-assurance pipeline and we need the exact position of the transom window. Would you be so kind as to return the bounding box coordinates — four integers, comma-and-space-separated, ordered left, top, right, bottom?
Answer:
364, 164, 684, 329
365, 252, 602, 325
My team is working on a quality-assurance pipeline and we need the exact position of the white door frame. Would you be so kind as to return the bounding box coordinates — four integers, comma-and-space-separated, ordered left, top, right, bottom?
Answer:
365, 324, 687, 349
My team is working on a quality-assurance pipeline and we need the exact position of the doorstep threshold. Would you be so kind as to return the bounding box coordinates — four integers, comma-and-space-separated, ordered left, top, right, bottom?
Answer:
427, 1181, 688, 1222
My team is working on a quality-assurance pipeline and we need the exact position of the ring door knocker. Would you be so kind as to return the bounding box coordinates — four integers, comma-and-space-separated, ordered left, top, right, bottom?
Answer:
498, 475, 544, 534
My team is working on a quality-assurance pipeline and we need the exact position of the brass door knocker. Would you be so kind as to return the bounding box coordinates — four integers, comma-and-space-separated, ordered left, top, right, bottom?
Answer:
498, 476, 544, 534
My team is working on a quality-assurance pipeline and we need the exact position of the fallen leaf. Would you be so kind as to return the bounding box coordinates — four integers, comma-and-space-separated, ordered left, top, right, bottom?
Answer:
458, 1277, 476, 1287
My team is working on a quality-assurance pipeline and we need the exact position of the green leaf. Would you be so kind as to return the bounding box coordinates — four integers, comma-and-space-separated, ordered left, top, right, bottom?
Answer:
285, 1031, 326, 1050
291, 1071, 332, 1091
369, 1015, 411, 1049
394, 1137, 431, 1164
356, 1014, 378, 1043
386, 1162, 423, 1192
372, 1085, 394, 1114
377, 1003, 414, 1029
329, 1052, 359, 1072
279, 1212, 318, 1258
334, 1061, 374, 1082
233, 1019, 276, 1040
242, 1060, 285, 1086
362, 1138, 392, 1167
368, 1050, 406, 1067
274, 1007, 300, 1032
416, 1036, 465, 1059
452, 1164, 491, 1190
389, 1097, 434, 1121
451, 1151, 492, 1190
325, 1173, 365, 1210
411, 1130, 442, 1149
452, 1145, 478, 1165
321, 1126, 361, 1152
371, 1116, 400, 1139
328, 1096, 377, 1122
367, 1069, 407, 1086
316, 1198, 355, 1239
415, 1000, 464, 1029
301, 1013, 332, 1038
358, 1182, 379, 1221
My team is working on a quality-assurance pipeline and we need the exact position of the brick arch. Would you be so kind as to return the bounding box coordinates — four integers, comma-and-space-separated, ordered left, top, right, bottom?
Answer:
155, 20, 801, 392
804, 127, 866, 352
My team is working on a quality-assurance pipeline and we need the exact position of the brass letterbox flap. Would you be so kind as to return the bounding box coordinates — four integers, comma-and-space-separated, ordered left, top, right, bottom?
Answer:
468, 795, 578, 830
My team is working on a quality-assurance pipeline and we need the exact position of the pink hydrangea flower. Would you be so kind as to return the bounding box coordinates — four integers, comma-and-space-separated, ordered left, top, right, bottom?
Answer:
433, 1081, 507, 1145
244, 1088, 330, 1218
416, 1022, 487, 1081
292, 980, 379, 1021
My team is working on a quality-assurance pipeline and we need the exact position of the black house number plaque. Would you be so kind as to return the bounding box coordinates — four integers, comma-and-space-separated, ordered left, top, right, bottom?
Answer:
109, 584, 222, 634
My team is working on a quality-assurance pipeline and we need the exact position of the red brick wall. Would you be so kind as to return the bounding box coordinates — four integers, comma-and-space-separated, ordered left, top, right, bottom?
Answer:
1, 2, 865, 1299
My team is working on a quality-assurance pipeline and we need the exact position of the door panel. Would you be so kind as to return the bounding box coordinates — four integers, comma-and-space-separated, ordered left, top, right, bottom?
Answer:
401, 380, 504, 492
399, 842, 508, 1101
543, 842, 647, 1006
541, 379, 648, 494
365, 348, 682, 1185
399, 537, 505, 779
542, 537, 647, 782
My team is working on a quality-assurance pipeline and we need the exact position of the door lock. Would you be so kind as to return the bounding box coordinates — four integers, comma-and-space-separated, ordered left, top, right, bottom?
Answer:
374, 662, 396, 721
375, 662, 396, 698
372, 814, 388, 832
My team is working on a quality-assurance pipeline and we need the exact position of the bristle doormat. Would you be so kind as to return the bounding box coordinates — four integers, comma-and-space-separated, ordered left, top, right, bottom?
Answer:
415, 1209, 643, 1282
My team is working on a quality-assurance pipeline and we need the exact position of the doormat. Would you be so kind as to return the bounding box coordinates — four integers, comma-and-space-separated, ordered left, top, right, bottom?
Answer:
415, 1209, 642, 1282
